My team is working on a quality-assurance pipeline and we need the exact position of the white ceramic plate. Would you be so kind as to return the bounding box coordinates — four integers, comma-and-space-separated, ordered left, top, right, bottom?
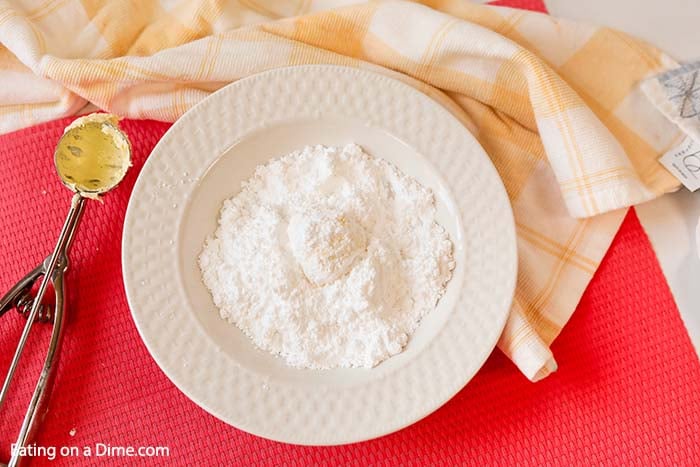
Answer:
123, 65, 517, 445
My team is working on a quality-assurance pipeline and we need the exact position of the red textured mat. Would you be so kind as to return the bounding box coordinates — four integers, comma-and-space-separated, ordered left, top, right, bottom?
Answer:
1, 115, 699, 467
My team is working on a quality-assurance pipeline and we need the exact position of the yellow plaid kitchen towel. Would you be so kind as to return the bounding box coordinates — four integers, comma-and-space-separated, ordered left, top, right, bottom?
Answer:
0, 0, 683, 380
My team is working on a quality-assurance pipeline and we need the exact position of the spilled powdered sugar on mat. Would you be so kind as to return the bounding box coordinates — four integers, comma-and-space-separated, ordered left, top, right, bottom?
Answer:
199, 144, 454, 369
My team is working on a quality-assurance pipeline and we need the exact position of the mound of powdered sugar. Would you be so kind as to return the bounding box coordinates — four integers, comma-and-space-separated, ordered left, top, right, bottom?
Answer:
199, 143, 454, 369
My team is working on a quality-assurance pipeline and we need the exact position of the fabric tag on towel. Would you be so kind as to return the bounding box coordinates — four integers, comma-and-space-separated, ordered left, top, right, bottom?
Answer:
642, 61, 700, 147
659, 136, 700, 192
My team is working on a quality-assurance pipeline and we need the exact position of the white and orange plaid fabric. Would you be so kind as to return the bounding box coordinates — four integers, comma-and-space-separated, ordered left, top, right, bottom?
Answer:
0, 0, 683, 380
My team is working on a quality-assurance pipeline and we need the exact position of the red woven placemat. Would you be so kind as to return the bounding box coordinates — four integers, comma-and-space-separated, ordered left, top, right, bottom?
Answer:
1, 114, 698, 467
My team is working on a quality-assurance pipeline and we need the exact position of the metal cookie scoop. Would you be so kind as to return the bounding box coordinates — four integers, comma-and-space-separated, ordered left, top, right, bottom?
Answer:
0, 114, 131, 467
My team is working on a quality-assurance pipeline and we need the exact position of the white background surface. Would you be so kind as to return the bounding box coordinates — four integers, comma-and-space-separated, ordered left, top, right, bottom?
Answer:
544, 0, 700, 62
544, 0, 700, 354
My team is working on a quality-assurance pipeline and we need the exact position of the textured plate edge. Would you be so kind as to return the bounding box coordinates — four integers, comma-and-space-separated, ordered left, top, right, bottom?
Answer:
122, 64, 518, 445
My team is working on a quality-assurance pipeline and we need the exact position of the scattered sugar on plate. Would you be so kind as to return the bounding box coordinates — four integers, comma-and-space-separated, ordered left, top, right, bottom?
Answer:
199, 144, 455, 369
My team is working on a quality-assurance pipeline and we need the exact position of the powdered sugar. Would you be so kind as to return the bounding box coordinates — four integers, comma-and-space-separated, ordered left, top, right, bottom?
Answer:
199, 144, 454, 369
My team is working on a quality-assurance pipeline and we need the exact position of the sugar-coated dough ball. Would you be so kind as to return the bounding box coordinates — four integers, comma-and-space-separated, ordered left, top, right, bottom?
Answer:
288, 209, 367, 286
